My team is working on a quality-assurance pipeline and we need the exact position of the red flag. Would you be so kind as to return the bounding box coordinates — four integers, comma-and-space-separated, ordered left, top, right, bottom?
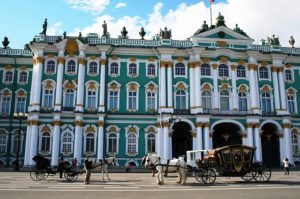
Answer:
210, 0, 214, 3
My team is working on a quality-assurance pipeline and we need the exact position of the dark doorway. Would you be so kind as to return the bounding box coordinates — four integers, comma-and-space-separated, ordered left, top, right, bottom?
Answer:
213, 123, 242, 148
261, 123, 280, 168
172, 121, 192, 158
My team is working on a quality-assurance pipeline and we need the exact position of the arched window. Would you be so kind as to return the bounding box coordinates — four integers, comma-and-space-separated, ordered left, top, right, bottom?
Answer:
87, 90, 96, 110
88, 62, 97, 74
220, 90, 229, 110
175, 63, 185, 76
62, 132, 73, 153
147, 133, 156, 153
110, 63, 119, 75
19, 72, 27, 83
127, 133, 137, 153
65, 89, 75, 107
12, 134, 22, 154
238, 92, 248, 111
41, 132, 51, 152
287, 94, 296, 113
291, 130, 299, 156
147, 64, 156, 76
128, 63, 137, 75
46, 60, 55, 73
261, 92, 271, 113
108, 90, 118, 111
67, 60, 76, 73
218, 64, 229, 77
201, 64, 211, 76
259, 67, 269, 79
108, 133, 117, 153
236, 65, 246, 77
5, 71, 13, 82
175, 90, 187, 109
85, 133, 95, 153
202, 91, 212, 110
43, 88, 54, 108
0, 131, 7, 153
285, 70, 292, 81
16, 95, 26, 113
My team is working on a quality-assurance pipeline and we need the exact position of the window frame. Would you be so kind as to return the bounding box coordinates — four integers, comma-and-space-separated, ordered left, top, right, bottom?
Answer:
174, 62, 187, 77
45, 59, 57, 75
65, 59, 77, 75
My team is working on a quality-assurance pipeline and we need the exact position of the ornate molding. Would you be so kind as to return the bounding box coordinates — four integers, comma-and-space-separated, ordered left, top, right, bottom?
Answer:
66, 39, 79, 55
100, 59, 106, 65
238, 60, 246, 65
36, 57, 43, 64
277, 67, 284, 73
202, 57, 211, 63
58, 57, 65, 64
166, 61, 173, 68
52, 120, 61, 126
176, 57, 185, 62
31, 120, 39, 126
212, 63, 218, 69
162, 121, 169, 128
253, 123, 260, 128
246, 123, 254, 128
97, 121, 104, 127
271, 66, 278, 72
156, 122, 162, 128
230, 65, 236, 70
26, 120, 31, 126
248, 64, 257, 71
78, 58, 86, 65
216, 41, 227, 47
282, 123, 291, 129
195, 122, 203, 128
219, 56, 228, 63
74, 120, 83, 127
203, 122, 210, 128
19, 65, 28, 71
260, 61, 269, 66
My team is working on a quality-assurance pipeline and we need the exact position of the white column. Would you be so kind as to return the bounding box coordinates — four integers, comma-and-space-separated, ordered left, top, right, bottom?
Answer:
167, 62, 173, 110
54, 58, 64, 111
271, 67, 280, 110
51, 121, 60, 166
254, 124, 262, 161
283, 124, 293, 163
28, 61, 36, 112
212, 64, 219, 109
196, 122, 203, 150
74, 118, 83, 164
24, 123, 32, 166
204, 123, 210, 149
189, 62, 195, 112
163, 122, 169, 159
75, 58, 86, 112
246, 124, 254, 147
97, 121, 104, 160
99, 59, 106, 112
231, 65, 238, 110
156, 125, 162, 156
194, 62, 202, 113
160, 62, 167, 111
278, 67, 287, 110
248, 65, 258, 109
33, 57, 43, 111
29, 122, 39, 165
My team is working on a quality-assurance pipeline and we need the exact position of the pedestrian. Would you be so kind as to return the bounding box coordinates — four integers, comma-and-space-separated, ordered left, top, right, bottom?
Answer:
72, 158, 78, 170
58, 156, 65, 178
283, 157, 290, 175
84, 156, 93, 184
125, 163, 131, 173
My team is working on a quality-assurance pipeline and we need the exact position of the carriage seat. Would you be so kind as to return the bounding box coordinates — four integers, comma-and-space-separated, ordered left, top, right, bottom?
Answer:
203, 150, 216, 159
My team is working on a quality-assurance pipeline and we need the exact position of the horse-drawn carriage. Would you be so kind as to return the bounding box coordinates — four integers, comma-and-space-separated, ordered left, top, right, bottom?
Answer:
29, 155, 78, 182
186, 144, 271, 184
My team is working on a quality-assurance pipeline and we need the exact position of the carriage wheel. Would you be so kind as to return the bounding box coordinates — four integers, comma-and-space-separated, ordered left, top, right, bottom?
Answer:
201, 168, 216, 184
254, 166, 271, 182
30, 170, 40, 181
194, 169, 202, 182
241, 171, 255, 182
64, 171, 78, 182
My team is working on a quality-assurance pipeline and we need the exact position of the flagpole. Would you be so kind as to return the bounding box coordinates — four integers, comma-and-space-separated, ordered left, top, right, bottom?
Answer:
210, 1, 213, 27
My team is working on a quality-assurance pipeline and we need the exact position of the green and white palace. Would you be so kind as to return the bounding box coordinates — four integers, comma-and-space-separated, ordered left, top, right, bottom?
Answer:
1, 14, 300, 168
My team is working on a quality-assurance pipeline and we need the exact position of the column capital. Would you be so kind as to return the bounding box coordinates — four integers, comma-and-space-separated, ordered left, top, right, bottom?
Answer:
282, 123, 291, 129
248, 64, 257, 71
230, 65, 237, 70
160, 61, 166, 67
100, 59, 106, 65
58, 57, 65, 64
36, 57, 43, 64
253, 123, 260, 128
212, 63, 218, 70
245, 123, 254, 128
26, 120, 31, 126
277, 67, 284, 73
97, 121, 105, 127
78, 58, 86, 65
188, 62, 195, 68
31, 120, 39, 126
162, 121, 169, 128
203, 122, 210, 128
166, 61, 173, 68
195, 121, 203, 128
156, 122, 162, 128
74, 120, 83, 127
52, 120, 61, 126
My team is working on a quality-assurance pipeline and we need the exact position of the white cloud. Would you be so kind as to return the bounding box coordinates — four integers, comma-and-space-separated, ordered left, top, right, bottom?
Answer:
47, 22, 63, 35
64, 0, 110, 14
116, 2, 127, 8
71, 0, 300, 47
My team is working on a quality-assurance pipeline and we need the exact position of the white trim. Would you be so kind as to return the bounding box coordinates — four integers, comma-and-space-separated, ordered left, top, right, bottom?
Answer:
38, 124, 53, 154
14, 88, 28, 113
17, 70, 29, 85
284, 68, 294, 83
41, 79, 56, 109
259, 120, 282, 131
44, 58, 57, 75
258, 65, 271, 81
236, 64, 248, 79
107, 81, 121, 111
10, 130, 24, 154
0, 129, 8, 154
173, 82, 189, 109
211, 119, 245, 131
146, 61, 157, 78
173, 61, 188, 78
2, 70, 14, 85
87, 59, 99, 76
108, 59, 121, 77
0, 89, 12, 115
60, 130, 74, 154
144, 82, 158, 112
65, 58, 78, 75
127, 60, 139, 77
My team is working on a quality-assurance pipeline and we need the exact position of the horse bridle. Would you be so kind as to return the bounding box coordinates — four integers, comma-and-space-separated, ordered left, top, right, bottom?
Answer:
146, 155, 160, 167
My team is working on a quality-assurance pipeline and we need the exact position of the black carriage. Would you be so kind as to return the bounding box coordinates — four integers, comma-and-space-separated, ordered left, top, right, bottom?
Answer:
30, 155, 78, 182
187, 145, 271, 184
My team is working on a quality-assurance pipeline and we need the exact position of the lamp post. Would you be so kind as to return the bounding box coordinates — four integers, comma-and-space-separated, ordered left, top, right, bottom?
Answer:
13, 112, 28, 171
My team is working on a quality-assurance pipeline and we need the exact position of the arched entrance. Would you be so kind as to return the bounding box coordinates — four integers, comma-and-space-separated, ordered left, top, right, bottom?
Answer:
172, 121, 192, 158
261, 123, 280, 167
212, 123, 242, 148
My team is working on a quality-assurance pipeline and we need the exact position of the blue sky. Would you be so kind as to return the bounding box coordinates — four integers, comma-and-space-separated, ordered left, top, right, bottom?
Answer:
0, 0, 299, 48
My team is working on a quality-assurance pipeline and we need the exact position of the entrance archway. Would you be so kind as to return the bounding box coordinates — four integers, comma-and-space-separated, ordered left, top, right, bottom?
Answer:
212, 123, 242, 148
261, 123, 280, 167
172, 121, 192, 158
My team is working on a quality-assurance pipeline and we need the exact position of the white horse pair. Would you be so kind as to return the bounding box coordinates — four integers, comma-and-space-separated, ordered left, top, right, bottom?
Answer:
91, 157, 115, 181
142, 154, 187, 185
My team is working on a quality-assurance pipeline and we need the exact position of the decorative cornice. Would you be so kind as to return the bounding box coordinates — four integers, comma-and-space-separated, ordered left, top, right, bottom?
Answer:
253, 123, 260, 128
217, 41, 227, 47
166, 61, 173, 68
202, 57, 210, 63
203, 122, 210, 128
277, 67, 284, 72
238, 60, 246, 65
176, 57, 185, 62
4, 64, 13, 70
260, 61, 269, 66
156, 122, 162, 128
246, 123, 254, 128
36, 57, 43, 64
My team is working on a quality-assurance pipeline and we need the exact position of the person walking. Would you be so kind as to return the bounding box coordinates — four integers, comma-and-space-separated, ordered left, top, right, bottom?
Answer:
283, 157, 290, 175
84, 156, 93, 184
58, 156, 65, 178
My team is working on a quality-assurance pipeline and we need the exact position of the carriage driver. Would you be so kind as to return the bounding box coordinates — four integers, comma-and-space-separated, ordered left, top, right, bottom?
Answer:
84, 156, 93, 184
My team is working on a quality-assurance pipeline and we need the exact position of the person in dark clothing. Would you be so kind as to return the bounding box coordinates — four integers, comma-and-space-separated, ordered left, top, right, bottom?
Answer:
84, 157, 93, 184
58, 156, 65, 178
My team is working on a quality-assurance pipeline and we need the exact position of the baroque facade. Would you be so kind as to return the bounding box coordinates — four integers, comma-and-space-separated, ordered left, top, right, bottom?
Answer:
1, 15, 300, 168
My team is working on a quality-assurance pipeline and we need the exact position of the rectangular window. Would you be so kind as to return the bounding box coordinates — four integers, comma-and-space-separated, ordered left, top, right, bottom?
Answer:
41, 137, 51, 151
16, 97, 26, 113
128, 91, 137, 110
44, 90, 53, 108
147, 92, 155, 111
1, 96, 11, 114
108, 91, 118, 110
87, 91, 96, 109
287, 96, 295, 113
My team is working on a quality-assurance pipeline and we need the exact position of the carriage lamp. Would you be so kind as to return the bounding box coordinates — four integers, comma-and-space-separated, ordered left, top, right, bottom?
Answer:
13, 112, 28, 171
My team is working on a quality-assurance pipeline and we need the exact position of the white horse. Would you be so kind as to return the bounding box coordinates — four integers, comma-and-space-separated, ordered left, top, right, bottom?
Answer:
91, 157, 115, 181
142, 154, 187, 185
